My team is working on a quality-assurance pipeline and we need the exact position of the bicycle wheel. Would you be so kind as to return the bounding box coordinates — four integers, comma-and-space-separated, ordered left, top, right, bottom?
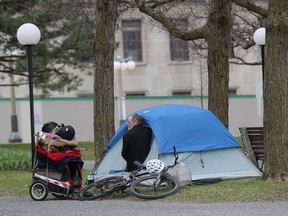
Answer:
130, 174, 180, 200
79, 176, 122, 200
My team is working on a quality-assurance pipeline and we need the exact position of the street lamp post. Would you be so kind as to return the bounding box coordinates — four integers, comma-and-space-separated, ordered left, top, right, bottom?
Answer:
253, 27, 266, 82
253, 27, 266, 126
114, 56, 136, 125
17, 23, 41, 168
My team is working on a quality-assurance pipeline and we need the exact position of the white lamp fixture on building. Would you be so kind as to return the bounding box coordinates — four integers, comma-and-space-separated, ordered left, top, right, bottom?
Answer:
17, 23, 41, 168
114, 56, 136, 125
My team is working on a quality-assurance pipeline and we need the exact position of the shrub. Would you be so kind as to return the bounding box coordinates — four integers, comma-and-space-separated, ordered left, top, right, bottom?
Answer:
0, 148, 31, 170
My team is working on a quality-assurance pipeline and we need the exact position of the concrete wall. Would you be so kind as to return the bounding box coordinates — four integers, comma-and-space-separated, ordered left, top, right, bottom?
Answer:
0, 96, 263, 144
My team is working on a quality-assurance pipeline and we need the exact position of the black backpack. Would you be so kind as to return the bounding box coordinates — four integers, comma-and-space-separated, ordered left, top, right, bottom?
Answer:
41, 121, 62, 133
56, 125, 75, 141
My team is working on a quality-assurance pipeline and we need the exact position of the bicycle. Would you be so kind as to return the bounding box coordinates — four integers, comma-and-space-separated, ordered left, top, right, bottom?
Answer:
79, 147, 181, 200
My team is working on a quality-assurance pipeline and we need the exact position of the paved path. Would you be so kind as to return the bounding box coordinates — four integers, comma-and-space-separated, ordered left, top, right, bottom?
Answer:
1, 196, 288, 216
83, 160, 95, 170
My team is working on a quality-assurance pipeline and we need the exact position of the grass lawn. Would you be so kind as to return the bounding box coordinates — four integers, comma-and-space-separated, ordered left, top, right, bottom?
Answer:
2, 168, 288, 202
1, 140, 288, 203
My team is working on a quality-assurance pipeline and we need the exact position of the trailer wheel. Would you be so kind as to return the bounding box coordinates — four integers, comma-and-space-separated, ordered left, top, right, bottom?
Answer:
29, 180, 49, 201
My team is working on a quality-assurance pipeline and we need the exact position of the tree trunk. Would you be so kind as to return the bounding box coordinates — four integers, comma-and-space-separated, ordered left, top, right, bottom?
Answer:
93, 0, 118, 163
206, 0, 232, 128
263, 0, 288, 181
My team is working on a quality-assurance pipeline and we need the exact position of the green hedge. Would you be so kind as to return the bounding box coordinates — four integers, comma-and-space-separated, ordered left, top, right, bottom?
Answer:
0, 148, 31, 170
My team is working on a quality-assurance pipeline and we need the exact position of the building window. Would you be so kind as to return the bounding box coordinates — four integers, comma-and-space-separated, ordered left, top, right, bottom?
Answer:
122, 20, 143, 62
228, 88, 237, 95
170, 19, 189, 61
126, 92, 146, 96
77, 92, 93, 97
229, 42, 235, 59
172, 90, 191, 96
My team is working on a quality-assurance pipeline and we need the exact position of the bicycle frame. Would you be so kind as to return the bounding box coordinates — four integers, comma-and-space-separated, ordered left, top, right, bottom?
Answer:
79, 147, 181, 200
115, 167, 150, 189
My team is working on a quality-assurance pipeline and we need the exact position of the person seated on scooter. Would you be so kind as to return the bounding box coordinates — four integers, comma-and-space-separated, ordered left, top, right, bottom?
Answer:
39, 122, 78, 152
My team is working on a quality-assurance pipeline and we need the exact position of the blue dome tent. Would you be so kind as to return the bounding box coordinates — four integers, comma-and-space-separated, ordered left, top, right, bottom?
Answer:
96, 104, 261, 180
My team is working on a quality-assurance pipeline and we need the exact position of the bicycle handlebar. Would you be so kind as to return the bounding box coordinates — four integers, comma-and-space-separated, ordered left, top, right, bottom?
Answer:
134, 161, 144, 167
133, 146, 179, 173
133, 161, 146, 172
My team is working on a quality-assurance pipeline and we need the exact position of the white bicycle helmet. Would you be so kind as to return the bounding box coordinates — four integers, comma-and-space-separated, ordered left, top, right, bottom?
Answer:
146, 159, 165, 174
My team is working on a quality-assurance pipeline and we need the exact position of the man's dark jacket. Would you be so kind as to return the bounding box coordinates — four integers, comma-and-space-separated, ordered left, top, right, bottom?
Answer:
121, 124, 152, 171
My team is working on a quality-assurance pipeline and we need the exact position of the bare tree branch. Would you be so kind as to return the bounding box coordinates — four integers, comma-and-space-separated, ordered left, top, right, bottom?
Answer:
232, 0, 268, 17
135, 0, 206, 40
229, 56, 262, 65
0, 82, 28, 87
